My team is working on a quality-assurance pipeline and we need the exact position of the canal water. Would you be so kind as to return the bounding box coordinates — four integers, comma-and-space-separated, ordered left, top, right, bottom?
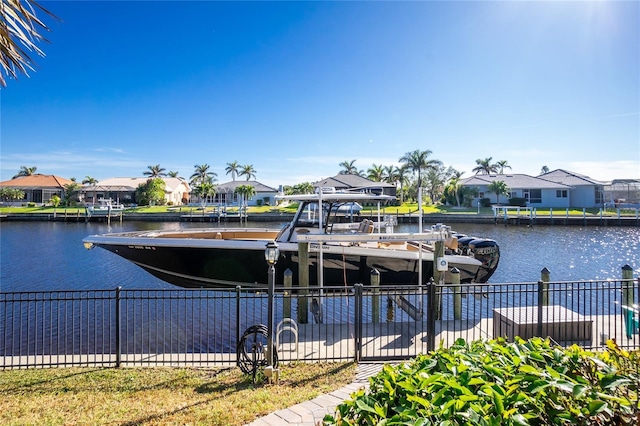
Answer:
1, 220, 638, 292
1, 220, 638, 359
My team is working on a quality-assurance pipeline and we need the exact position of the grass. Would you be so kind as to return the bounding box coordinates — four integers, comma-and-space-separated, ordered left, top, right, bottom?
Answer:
0, 362, 357, 426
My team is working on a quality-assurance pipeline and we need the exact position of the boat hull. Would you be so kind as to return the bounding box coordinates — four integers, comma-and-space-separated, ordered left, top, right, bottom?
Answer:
92, 242, 483, 289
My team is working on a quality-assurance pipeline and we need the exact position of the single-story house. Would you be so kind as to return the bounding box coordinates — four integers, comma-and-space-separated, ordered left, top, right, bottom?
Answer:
313, 174, 396, 197
460, 173, 572, 208
80, 177, 191, 206
538, 169, 605, 208
0, 174, 75, 205
213, 180, 279, 206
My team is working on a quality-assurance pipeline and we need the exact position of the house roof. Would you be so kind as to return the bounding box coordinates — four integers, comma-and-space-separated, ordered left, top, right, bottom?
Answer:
461, 173, 571, 189
538, 169, 604, 186
314, 174, 394, 190
216, 180, 278, 193
82, 177, 191, 192
0, 174, 75, 188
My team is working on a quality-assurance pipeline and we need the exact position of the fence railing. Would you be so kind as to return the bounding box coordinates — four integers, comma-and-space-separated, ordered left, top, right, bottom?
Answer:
2, 275, 639, 369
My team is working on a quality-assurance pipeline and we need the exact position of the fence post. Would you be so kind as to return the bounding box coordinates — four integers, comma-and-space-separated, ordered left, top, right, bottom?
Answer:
354, 284, 363, 362
452, 268, 462, 320
540, 267, 550, 306
371, 269, 380, 324
115, 287, 122, 368
236, 285, 241, 357
426, 278, 436, 353
298, 242, 309, 324
433, 240, 445, 320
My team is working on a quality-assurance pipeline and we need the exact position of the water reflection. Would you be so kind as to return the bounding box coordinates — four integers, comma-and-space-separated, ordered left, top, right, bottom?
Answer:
1, 220, 638, 292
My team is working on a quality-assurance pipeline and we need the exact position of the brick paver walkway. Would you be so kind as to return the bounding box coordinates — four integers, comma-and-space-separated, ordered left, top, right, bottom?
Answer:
246, 363, 387, 426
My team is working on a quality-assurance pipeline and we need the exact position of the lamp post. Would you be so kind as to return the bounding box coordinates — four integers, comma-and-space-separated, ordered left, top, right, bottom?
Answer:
264, 241, 279, 368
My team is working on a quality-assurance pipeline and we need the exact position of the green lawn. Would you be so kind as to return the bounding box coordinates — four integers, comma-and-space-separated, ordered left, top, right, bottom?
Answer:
0, 362, 356, 426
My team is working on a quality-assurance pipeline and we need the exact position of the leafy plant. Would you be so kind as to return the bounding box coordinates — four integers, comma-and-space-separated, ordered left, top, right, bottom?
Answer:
325, 338, 640, 425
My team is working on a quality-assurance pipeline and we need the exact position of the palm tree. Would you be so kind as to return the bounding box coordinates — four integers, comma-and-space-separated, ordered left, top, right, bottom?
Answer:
495, 160, 512, 174
239, 164, 256, 181
235, 184, 256, 216
487, 180, 510, 204
13, 166, 37, 178
190, 164, 217, 186
446, 170, 465, 207
399, 149, 442, 189
338, 160, 360, 175
192, 182, 216, 208
394, 165, 411, 204
167, 171, 180, 178
62, 182, 80, 206
143, 164, 167, 178
0, 0, 58, 87
367, 164, 385, 182
291, 182, 314, 195
225, 161, 241, 181
424, 166, 447, 204
472, 157, 499, 175
81, 176, 98, 205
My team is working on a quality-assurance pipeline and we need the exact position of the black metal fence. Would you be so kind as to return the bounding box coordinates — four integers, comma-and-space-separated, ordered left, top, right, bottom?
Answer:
2, 274, 639, 369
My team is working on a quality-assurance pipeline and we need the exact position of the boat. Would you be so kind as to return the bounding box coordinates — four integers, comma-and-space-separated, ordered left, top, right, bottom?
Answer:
82, 191, 500, 289
85, 199, 125, 217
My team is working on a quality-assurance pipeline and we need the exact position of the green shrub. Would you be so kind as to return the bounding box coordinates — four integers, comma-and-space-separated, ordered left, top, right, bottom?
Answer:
509, 197, 527, 207
480, 198, 492, 208
324, 338, 640, 425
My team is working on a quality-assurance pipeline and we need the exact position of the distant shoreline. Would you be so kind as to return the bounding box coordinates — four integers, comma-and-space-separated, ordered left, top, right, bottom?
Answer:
1, 211, 638, 227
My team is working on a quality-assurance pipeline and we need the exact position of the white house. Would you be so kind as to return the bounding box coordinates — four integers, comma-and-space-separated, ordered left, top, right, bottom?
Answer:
214, 180, 279, 206
313, 174, 396, 197
80, 177, 191, 206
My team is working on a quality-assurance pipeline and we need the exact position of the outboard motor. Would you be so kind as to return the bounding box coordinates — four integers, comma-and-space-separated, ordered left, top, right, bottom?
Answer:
456, 236, 475, 256
469, 239, 500, 283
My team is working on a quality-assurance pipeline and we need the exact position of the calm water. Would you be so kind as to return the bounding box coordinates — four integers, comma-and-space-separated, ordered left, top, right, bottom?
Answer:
1, 220, 638, 293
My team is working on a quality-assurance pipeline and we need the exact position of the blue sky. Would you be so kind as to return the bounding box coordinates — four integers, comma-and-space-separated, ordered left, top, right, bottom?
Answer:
1, 1, 638, 188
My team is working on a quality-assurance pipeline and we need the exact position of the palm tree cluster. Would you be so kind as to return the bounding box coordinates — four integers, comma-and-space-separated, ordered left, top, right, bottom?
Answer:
472, 157, 512, 175
8, 149, 520, 208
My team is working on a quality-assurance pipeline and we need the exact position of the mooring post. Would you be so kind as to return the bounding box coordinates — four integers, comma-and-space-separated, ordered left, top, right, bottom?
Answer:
622, 265, 635, 307
452, 267, 462, 320
433, 240, 445, 320
540, 267, 550, 306
283, 268, 292, 318
621, 265, 636, 338
371, 268, 380, 324
297, 242, 309, 324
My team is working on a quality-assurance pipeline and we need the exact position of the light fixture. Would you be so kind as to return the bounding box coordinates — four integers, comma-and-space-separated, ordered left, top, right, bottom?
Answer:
265, 241, 279, 265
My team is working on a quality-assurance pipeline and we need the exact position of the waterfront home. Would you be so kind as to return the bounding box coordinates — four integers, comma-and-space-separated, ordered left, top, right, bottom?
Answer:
0, 174, 75, 205
213, 180, 279, 206
79, 177, 191, 206
313, 174, 396, 198
460, 169, 605, 208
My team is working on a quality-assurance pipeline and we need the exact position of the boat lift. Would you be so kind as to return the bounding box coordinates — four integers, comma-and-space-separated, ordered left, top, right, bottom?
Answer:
295, 224, 452, 322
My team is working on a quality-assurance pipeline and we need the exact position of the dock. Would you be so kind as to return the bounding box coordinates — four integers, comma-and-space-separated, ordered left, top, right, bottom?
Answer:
3, 313, 636, 369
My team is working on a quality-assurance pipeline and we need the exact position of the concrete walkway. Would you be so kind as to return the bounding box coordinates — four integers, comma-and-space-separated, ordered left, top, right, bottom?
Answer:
246, 363, 386, 426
